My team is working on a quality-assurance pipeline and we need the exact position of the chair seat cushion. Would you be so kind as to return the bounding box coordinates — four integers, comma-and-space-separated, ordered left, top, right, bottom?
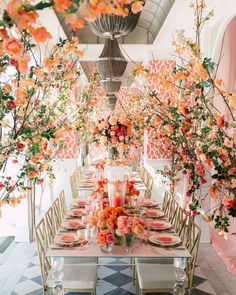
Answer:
47, 264, 97, 290
136, 263, 188, 290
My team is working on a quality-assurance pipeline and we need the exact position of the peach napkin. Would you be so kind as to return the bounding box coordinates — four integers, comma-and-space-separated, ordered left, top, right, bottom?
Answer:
152, 222, 165, 227
147, 210, 157, 216
72, 209, 83, 215
61, 235, 75, 242
68, 221, 82, 227
156, 236, 173, 242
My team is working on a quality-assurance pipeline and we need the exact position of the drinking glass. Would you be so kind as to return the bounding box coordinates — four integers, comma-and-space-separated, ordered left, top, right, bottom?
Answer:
51, 257, 64, 293
85, 204, 92, 214
144, 218, 153, 240
82, 214, 89, 224
85, 224, 91, 243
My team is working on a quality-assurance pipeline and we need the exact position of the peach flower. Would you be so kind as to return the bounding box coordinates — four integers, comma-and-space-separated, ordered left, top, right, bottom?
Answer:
29, 27, 52, 43
18, 54, 30, 74
3, 38, 23, 59
222, 196, 235, 209
54, 0, 72, 11
109, 116, 118, 126
224, 138, 233, 148
28, 170, 38, 179
100, 136, 108, 145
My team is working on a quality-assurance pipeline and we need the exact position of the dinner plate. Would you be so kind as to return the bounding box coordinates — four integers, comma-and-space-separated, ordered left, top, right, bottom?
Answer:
55, 235, 81, 246
142, 200, 159, 207
73, 199, 89, 207
151, 220, 172, 230
63, 220, 85, 230
149, 234, 181, 247
68, 209, 85, 217
146, 209, 164, 218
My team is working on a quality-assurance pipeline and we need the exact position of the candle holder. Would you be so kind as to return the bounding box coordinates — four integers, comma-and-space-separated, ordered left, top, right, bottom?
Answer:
107, 180, 126, 207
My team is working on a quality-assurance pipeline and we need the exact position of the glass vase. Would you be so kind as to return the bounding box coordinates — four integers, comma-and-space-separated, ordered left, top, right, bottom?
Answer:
107, 180, 126, 208
114, 232, 123, 246
100, 243, 113, 253
125, 233, 134, 253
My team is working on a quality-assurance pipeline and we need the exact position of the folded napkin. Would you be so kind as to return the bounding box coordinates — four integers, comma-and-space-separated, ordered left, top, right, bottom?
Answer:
156, 236, 173, 242
76, 200, 87, 206
68, 221, 82, 227
61, 235, 76, 242
152, 222, 165, 227
147, 210, 158, 216
72, 209, 83, 215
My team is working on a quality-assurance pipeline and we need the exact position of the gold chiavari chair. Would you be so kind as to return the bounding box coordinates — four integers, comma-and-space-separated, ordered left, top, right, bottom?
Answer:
70, 172, 78, 199
52, 198, 62, 231
74, 167, 81, 182
44, 206, 56, 245
135, 218, 201, 295
35, 219, 97, 295
144, 175, 153, 199
59, 190, 67, 218
162, 191, 171, 212
143, 169, 149, 186
140, 166, 145, 181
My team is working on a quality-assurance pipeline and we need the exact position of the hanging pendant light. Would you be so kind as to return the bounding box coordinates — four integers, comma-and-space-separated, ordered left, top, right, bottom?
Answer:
89, 5, 141, 39
100, 79, 122, 94
96, 38, 127, 80
106, 93, 117, 110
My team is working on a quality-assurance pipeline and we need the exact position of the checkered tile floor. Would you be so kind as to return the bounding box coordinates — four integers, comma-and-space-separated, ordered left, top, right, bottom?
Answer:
10, 253, 216, 295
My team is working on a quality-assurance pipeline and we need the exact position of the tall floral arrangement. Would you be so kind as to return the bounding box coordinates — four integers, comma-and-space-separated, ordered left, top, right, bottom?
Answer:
0, 1, 83, 207
132, 0, 236, 235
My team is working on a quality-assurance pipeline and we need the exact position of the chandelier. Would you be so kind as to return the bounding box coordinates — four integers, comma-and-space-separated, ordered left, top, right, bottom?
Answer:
96, 38, 127, 80
89, 6, 142, 39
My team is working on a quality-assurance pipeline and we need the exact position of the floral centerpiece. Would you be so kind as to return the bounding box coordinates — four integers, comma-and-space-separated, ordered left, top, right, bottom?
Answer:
95, 207, 125, 250
93, 206, 144, 252
91, 115, 132, 159
116, 216, 144, 251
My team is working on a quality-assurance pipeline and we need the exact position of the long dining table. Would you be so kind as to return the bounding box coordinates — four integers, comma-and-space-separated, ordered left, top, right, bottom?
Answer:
46, 172, 190, 294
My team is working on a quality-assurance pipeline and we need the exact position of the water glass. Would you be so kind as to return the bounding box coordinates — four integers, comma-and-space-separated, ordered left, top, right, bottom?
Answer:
85, 224, 91, 243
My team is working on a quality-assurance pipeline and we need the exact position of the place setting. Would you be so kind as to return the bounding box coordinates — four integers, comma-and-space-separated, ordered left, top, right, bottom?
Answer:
51, 234, 87, 249
141, 199, 159, 208
66, 208, 87, 218
145, 209, 165, 218
148, 233, 182, 248
60, 220, 85, 231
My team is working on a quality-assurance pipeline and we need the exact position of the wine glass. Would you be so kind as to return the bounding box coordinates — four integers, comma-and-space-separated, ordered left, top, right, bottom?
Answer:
51, 257, 64, 290
144, 218, 153, 243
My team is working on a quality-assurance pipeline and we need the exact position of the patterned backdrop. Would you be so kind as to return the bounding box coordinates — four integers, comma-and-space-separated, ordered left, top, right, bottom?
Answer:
145, 60, 175, 159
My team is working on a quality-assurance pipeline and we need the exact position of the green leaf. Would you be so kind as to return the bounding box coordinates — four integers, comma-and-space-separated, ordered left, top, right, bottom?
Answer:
26, 1, 53, 11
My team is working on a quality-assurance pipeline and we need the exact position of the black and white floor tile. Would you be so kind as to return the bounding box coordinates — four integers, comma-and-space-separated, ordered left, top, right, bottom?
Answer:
10, 253, 216, 295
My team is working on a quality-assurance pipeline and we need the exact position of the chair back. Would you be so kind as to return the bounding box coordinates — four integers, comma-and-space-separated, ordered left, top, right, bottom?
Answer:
35, 219, 51, 289
52, 198, 62, 230
74, 167, 81, 182
182, 218, 201, 291
59, 190, 67, 217
45, 206, 56, 245
70, 172, 78, 199
162, 191, 170, 212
